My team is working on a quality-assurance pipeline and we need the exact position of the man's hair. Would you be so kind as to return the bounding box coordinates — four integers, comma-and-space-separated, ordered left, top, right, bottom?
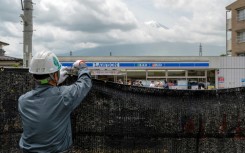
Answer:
33, 74, 50, 80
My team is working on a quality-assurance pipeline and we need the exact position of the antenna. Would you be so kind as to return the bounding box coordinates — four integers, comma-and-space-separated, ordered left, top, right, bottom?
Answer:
199, 43, 202, 56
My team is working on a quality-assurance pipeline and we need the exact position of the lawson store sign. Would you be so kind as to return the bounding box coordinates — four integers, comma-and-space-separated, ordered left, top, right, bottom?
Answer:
61, 62, 209, 68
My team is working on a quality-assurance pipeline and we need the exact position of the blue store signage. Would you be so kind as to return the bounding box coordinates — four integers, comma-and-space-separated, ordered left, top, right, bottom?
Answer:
61, 62, 209, 68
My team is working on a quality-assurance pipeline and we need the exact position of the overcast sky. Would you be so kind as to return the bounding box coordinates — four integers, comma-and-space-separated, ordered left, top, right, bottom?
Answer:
1, 0, 234, 58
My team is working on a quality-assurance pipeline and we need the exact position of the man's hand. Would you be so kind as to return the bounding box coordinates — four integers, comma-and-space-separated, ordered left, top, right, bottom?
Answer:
73, 60, 87, 69
57, 66, 69, 85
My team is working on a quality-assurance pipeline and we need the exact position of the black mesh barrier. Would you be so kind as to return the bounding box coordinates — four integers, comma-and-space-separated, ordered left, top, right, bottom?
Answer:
1, 68, 245, 152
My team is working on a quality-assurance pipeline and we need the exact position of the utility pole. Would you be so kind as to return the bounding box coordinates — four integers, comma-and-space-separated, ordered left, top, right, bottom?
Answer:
20, 0, 33, 67
199, 43, 202, 56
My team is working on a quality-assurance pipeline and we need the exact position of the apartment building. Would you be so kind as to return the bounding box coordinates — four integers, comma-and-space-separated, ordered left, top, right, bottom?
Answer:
226, 0, 245, 56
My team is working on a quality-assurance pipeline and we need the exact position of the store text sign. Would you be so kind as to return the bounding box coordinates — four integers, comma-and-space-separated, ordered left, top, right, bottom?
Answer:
218, 77, 224, 83
93, 62, 119, 67
218, 76, 225, 88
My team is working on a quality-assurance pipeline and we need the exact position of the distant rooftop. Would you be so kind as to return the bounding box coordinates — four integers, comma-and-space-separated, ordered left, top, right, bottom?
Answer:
0, 55, 22, 61
0, 49, 5, 56
0, 41, 9, 46
0, 49, 22, 61
0, 41, 22, 61
0, 41, 9, 55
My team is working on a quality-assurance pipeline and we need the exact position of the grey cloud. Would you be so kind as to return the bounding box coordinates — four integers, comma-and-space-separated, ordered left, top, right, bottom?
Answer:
0, 0, 230, 58
33, 28, 121, 46
0, 25, 6, 35
33, 33, 55, 43
0, 0, 27, 37
57, 16, 137, 33
0, 1, 21, 23
35, 0, 137, 33
0, 24, 21, 38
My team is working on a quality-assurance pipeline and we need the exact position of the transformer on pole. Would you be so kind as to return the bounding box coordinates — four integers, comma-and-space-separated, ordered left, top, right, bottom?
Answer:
20, 0, 33, 67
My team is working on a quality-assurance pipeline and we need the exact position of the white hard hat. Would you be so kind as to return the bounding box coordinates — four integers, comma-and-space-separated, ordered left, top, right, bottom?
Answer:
29, 51, 62, 74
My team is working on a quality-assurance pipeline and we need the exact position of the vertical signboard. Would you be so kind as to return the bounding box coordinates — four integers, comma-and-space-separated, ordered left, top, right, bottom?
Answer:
218, 77, 225, 88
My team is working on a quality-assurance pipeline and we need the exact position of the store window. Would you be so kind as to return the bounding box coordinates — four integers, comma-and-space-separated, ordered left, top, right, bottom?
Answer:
237, 8, 245, 21
146, 70, 166, 87
127, 70, 146, 85
187, 78, 199, 89
115, 70, 127, 84
237, 31, 245, 43
97, 75, 114, 82
207, 70, 215, 86
148, 70, 166, 77
127, 70, 146, 79
167, 70, 186, 77
188, 70, 205, 76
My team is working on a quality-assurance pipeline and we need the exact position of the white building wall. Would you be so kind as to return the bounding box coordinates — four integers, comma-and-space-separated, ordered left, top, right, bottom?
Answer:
221, 68, 245, 88
213, 57, 245, 88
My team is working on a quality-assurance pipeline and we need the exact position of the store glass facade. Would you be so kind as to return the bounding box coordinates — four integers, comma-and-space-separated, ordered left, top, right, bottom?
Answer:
61, 61, 214, 89
90, 69, 215, 89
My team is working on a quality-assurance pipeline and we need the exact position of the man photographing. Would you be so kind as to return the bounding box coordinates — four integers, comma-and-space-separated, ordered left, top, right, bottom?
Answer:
18, 51, 92, 152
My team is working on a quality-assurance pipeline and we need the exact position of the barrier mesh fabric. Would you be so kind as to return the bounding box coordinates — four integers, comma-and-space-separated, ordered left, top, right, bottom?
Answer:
1, 68, 245, 153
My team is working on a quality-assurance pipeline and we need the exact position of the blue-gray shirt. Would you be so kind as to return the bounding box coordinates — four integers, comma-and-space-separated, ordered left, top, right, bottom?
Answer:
18, 69, 92, 153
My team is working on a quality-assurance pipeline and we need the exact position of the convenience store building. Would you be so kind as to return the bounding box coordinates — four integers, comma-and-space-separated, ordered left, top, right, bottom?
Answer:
59, 56, 245, 89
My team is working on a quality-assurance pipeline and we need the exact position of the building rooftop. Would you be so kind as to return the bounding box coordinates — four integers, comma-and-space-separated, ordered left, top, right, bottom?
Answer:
0, 41, 9, 46
226, 0, 245, 10
0, 55, 22, 61
0, 42, 21, 61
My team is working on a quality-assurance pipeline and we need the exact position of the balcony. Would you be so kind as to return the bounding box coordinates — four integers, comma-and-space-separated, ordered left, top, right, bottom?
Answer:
227, 39, 232, 51
227, 18, 232, 30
